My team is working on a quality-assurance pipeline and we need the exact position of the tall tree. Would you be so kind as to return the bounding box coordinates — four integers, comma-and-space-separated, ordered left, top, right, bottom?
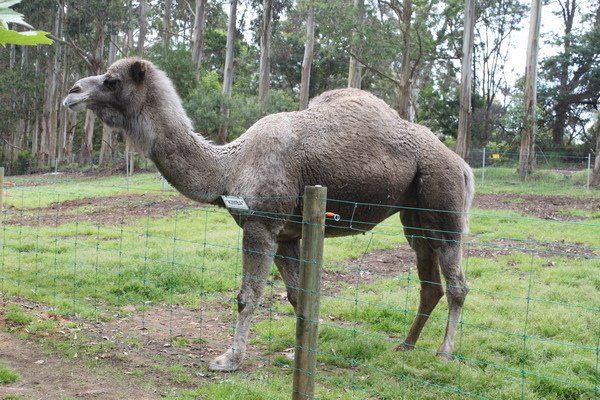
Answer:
163, 0, 172, 47
591, 112, 600, 186
258, 0, 274, 114
455, 0, 475, 160
138, 0, 148, 53
80, 21, 105, 165
347, 0, 365, 88
395, 0, 413, 120
299, 2, 315, 110
99, 32, 119, 166
540, 0, 600, 147
518, 0, 542, 179
217, 0, 237, 144
471, 0, 526, 147
192, 0, 208, 81
39, 3, 63, 167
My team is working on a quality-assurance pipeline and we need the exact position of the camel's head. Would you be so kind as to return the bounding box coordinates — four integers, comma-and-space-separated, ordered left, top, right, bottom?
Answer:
63, 58, 151, 127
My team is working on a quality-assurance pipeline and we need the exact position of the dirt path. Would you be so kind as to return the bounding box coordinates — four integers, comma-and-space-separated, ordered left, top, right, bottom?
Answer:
5, 191, 599, 227
5, 193, 202, 227
0, 296, 270, 400
0, 330, 157, 400
474, 192, 600, 221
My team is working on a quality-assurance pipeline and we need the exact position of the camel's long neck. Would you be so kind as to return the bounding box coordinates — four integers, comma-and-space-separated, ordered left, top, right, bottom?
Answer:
149, 120, 225, 204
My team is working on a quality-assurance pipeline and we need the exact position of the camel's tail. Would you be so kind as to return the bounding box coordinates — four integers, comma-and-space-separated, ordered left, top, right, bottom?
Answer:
460, 160, 475, 234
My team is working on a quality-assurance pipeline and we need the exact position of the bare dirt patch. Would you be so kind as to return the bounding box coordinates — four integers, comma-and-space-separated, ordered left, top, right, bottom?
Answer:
474, 193, 600, 221
0, 311, 157, 399
323, 246, 415, 294
0, 296, 275, 399
5, 190, 598, 228
81, 300, 264, 372
5, 193, 203, 227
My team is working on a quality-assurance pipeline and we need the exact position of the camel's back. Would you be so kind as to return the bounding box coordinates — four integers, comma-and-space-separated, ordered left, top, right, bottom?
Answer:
299, 88, 434, 154
230, 88, 456, 192
226, 88, 466, 237
292, 88, 455, 185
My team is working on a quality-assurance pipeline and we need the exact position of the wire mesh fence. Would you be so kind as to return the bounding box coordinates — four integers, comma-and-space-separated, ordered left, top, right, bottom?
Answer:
468, 148, 596, 191
0, 174, 598, 399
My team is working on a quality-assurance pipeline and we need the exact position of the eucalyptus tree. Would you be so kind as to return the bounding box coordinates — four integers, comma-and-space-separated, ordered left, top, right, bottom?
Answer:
539, 0, 600, 148
216, 0, 237, 144
518, 0, 542, 179
299, 0, 315, 110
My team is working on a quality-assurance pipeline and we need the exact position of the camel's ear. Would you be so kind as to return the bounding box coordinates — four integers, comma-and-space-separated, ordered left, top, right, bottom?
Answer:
130, 61, 146, 83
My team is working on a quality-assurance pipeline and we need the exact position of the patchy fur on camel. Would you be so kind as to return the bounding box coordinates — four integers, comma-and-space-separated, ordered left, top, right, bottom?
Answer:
64, 58, 474, 372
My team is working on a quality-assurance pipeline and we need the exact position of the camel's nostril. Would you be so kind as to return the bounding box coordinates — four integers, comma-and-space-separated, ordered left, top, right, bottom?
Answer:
68, 86, 82, 94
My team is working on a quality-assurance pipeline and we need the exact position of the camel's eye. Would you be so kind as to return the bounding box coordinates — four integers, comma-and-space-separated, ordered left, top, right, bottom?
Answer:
103, 78, 120, 91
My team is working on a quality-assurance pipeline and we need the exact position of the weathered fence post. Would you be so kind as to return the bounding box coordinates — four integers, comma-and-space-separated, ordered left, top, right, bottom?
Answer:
292, 185, 327, 400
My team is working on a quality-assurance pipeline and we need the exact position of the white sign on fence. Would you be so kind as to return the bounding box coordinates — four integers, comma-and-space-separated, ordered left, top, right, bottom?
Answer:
221, 195, 249, 210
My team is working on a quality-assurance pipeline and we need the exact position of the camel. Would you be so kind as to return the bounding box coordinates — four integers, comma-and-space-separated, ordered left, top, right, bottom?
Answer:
63, 58, 474, 372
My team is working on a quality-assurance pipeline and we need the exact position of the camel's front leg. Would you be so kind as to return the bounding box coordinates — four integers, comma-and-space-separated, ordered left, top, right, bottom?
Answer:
209, 222, 276, 372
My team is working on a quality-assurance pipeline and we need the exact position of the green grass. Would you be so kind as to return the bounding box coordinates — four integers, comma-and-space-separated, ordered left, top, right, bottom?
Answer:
4, 173, 174, 209
1, 173, 599, 399
0, 363, 19, 385
473, 166, 600, 197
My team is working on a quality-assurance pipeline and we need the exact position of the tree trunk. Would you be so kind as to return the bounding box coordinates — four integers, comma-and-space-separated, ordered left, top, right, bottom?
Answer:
100, 34, 119, 166
258, 0, 274, 114
125, 139, 135, 175
81, 110, 96, 164
551, 0, 576, 147
125, 0, 135, 56
299, 4, 316, 111
138, 0, 148, 54
63, 110, 77, 164
32, 113, 40, 165
455, 0, 475, 160
39, 5, 62, 167
80, 22, 105, 165
217, 0, 238, 144
396, 0, 413, 120
551, 103, 568, 147
192, 0, 208, 81
347, 0, 365, 88
591, 112, 600, 186
518, 0, 542, 180
163, 0, 172, 48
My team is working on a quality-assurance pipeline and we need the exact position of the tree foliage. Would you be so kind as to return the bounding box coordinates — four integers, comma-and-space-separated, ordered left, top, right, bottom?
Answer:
0, 0, 597, 174
0, 0, 52, 45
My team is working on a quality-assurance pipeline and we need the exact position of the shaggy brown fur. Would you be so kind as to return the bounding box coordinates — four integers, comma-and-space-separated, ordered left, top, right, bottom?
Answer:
64, 58, 474, 372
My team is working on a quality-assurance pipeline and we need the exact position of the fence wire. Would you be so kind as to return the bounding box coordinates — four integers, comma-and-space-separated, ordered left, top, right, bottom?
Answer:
0, 177, 598, 399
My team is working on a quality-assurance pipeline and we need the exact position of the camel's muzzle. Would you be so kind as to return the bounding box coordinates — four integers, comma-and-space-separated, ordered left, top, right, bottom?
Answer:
62, 94, 87, 111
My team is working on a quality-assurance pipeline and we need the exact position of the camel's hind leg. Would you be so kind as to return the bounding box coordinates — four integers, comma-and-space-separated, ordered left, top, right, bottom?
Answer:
396, 210, 444, 351
397, 167, 469, 359
435, 240, 467, 358
273, 240, 300, 312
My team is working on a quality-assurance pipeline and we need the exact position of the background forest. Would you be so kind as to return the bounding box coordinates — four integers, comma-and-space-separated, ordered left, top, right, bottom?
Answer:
0, 0, 598, 175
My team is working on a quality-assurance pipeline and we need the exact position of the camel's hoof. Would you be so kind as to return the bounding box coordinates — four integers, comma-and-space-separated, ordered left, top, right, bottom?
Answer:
436, 350, 453, 361
394, 342, 414, 352
208, 350, 241, 372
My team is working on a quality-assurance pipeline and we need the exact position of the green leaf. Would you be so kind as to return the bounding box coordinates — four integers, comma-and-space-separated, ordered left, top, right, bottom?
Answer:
0, 29, 53, 45
0, 8, 32, 29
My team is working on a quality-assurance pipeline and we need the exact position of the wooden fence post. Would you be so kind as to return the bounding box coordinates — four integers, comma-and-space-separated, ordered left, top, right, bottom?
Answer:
292, 185, 327, 400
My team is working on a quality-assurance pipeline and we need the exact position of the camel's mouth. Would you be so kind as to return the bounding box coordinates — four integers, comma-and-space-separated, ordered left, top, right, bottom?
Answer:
62, 94, 88, 112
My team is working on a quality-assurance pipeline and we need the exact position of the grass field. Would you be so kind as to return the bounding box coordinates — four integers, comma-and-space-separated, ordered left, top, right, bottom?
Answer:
0, 169, 599, 399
